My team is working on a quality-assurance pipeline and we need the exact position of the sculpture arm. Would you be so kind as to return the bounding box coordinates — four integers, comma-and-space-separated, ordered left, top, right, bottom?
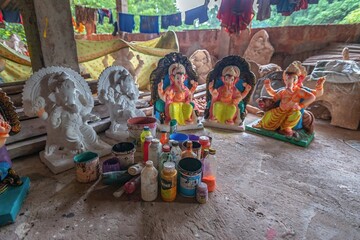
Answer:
134, 55, 144, 77
264, 79, 276, 96
158, 80, 166, 102
189, 80, 198, 94
209, 81, 219, 100
298, 89, 316, 109
315, 77, 326, 97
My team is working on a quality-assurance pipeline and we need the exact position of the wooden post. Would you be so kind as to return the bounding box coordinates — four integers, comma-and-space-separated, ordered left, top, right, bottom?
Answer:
116, 0, 128, 37
19, 0, 79, 73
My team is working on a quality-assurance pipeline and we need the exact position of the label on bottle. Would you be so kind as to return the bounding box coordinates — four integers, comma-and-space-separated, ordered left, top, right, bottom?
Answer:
160, 177, 176, 201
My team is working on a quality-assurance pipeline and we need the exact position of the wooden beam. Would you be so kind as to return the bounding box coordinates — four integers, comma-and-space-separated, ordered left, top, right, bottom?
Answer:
18, 0, 79, 72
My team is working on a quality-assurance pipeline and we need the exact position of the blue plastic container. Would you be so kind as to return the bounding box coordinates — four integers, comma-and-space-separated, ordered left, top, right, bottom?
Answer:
169, 133, 188, 145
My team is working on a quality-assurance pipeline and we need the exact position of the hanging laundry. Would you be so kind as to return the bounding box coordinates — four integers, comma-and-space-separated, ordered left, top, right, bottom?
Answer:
1, 10, 22, 24
140, 15, 159, 34
161, 13, 182, 29
75, 5, 97, 35
257, 0, 271, 21
98, 9, 113, 25
308, 0, 319, 3
119, 13, 135, 33
0, 11, 4, 23
185, 5, 209, 25
217, 0, 255, 34
112, 21, 118, 36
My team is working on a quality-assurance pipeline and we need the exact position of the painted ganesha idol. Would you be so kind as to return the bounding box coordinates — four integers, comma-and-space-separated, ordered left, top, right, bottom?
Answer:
150, 52, 202, 130
248, 61, 326, 147
203, 55, 255, 131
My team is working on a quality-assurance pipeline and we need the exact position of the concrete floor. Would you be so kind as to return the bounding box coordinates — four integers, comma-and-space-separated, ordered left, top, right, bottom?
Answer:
1, 115, 360, 240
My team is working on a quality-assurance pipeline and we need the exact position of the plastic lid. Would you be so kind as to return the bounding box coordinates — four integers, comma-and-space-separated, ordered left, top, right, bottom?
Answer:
151, 138, 160, 144
162, 144, 171, 152
199, 136, 210, 143
145, 160, 153, 167
163, 161, 175, 171
171, 140, 179, 147
197, 182, 208, 190
145, 136, 153, 141
170, 119, 177, 126
209, 148, 216, 155
143, 126, 150, 130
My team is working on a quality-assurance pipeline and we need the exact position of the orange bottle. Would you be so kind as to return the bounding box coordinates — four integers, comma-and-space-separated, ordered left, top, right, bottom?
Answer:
202, 148, 216, 192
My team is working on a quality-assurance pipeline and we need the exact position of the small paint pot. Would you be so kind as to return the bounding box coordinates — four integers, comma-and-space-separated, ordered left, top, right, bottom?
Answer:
182, 141, 202, 158
102, 157, 121, 173
112, 142, 136, 169
74, 151, 100, 183
188, 134, 200, 142
169, 133, 188, 146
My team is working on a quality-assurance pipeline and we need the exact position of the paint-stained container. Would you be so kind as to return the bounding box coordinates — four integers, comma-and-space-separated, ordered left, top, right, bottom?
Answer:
178, 157, 202, 197
74, 151, 100, 183
112, 142, 136, 169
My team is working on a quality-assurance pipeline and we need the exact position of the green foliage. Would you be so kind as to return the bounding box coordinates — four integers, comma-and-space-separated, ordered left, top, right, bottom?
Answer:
0, 23, 26, 42
252, 0, 360, 28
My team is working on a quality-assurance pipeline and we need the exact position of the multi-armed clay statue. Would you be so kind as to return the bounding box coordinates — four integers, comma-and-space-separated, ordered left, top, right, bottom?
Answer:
150, 52, 202, 131
248, 61, 326, 147
98, 66, 145, 140
22, 67, 111, 174
203, 56, 255, 131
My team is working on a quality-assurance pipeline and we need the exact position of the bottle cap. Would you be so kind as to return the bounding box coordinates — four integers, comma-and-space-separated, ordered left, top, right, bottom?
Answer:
145, 160, 153, 167
145, 136, 153, 142
197, 182, 208, 191
171, 140, 179, 147
186, 140, 193, 148
209, 148, 216, 155
170, 119, 177, 126
143, 126, 150, 130
151, 138, 160, 144
199, 136, 210, 144
162, 144, 171, 152
163, 161, 175, 171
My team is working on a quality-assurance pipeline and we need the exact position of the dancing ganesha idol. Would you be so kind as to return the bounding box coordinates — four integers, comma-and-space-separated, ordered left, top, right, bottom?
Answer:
203, 56, 255, 131
150, 52, 202, 130
247, 61, 325, 147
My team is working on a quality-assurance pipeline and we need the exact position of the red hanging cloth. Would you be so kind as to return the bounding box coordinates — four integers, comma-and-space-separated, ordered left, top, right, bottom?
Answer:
217, 0, 255, 34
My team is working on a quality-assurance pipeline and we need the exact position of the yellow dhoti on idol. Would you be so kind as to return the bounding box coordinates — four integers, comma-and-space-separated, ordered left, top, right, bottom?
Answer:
169, 102, 193, 125
213, 101, 237, 124
258, 107, 301, 131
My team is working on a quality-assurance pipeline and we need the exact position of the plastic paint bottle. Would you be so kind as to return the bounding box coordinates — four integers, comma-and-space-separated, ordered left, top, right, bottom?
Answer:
141, 161, 158, 201
161, 161, 177, 202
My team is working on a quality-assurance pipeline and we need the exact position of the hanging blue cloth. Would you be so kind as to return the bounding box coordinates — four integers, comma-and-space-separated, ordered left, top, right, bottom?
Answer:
184, 5, 208, 25
2, 10, 21, 23
161, 12, 182, 29
140, 15, 159, 34
118, 13, 135, 33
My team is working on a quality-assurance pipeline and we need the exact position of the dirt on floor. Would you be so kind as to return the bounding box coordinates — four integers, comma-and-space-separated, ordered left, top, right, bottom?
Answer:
1, 115, 360, 240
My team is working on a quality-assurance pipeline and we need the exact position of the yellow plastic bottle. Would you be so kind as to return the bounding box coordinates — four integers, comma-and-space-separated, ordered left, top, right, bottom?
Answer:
140, 126, 152, 152
160, 161, 177, 202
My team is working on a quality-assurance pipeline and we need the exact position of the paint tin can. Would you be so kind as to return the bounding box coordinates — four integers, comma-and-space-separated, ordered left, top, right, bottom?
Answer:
178, 157, 202, 197
112, 142, 136, 169
74, 151, 100, 183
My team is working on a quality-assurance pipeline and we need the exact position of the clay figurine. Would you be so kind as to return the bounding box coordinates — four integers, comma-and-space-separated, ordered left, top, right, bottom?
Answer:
112, 47, 144, 86
248, 61, 326, 147
22, 67, 111, 174
150, 52, 203, 131
203, 55, 255, 131
98, 66, 145, 140
189, 49, 213, 85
